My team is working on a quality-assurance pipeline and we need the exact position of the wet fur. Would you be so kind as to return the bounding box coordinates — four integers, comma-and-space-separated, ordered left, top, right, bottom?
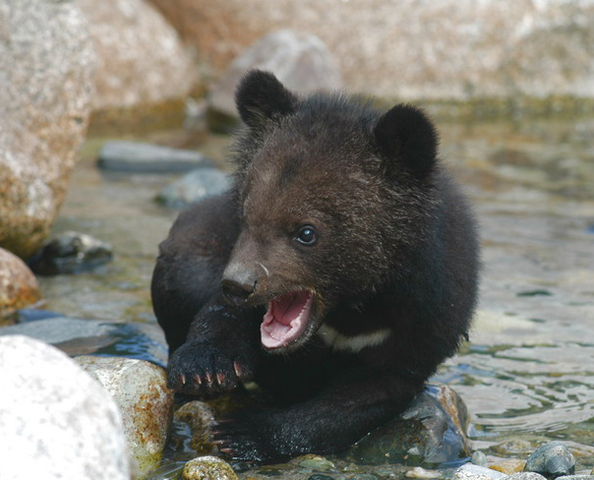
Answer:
151, 70, 480, 463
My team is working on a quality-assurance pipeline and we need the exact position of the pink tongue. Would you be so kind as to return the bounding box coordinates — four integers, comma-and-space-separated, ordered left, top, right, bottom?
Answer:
261, 291, 312, 349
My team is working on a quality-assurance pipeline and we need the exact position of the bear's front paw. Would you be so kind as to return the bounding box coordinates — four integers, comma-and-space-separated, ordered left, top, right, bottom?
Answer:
213, 411, 286, 463
167, 341, 253, 396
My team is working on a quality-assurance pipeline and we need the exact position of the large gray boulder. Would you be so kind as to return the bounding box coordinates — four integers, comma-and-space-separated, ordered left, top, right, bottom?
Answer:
0, 0, 96, 258
0, 335, 130, 480
149, 0, 594, 102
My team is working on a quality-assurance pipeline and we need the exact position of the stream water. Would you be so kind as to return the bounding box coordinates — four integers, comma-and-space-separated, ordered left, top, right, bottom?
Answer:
36, 116, 594, 474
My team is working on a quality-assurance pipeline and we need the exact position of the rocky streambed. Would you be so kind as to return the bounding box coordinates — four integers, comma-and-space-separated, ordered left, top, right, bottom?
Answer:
1, 114, 594, 479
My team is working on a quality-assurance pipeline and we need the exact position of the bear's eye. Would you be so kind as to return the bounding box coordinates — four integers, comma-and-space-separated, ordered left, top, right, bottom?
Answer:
295, 225, 317, 246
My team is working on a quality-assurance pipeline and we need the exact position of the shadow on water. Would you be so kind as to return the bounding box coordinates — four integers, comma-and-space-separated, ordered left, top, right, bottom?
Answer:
34, 116, 594, 471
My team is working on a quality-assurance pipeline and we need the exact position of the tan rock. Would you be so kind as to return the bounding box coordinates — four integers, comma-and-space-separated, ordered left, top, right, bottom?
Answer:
182, 456, 238, 480
0, 247, 41, 322
149, 0, 594, 101
0, 0, 96, 258
78, 0, 195, 110
75, 356, 174, 478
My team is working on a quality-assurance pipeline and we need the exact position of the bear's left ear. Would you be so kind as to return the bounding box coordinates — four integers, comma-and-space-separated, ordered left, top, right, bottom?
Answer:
235, 70, 297, 128
372, 104, 438, 179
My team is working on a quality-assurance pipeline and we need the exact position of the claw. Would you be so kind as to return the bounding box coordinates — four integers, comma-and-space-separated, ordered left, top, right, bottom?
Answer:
233, 361, 242, 377
180, 374, 186, 386
219, 447, 235, 455
216, 372, 225, 385
205, 371, 213, 384
194, 373, 202, 385
211, 439, 226, 445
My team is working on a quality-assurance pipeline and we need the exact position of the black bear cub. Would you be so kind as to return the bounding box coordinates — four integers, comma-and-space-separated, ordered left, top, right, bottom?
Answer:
151, 70, 479, 463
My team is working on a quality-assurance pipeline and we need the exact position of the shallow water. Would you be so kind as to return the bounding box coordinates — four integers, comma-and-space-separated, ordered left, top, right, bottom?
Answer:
36, 117, 594, 472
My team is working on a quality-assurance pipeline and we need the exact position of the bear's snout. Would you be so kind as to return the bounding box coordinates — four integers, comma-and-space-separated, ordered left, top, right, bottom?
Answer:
221, 262, 259, 306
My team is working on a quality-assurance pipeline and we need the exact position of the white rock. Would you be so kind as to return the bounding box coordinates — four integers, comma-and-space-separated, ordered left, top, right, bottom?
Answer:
453, 464, 506, 480
0, 335, 130, 480
182, 456, 238, 480
75, 355, 174, 478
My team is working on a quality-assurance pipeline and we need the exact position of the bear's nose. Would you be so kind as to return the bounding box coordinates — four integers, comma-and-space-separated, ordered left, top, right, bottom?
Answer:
221, 278, 256, 305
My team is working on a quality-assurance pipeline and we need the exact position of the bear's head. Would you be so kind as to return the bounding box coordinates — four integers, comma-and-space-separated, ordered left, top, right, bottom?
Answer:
222, 70, 440, 352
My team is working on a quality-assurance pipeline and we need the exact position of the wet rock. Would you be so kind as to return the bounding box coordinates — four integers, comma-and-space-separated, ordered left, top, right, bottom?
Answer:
157, 168, 232, 208
0, 0, 96, 258
405, 466, 442, 478
348, 475, 379, 480
173, 400, 217, 452
75, 355, 174, 478
472, 451, 488, 467
0, 335, 129, 480
308, 475, 335, 480
347, 384, 470, 466
98, 140, 214, 173
182, 455, 238, 480
0, 248, 41, 322
149, 0, 594, 103
78, 0, 194, 110
29, 231, 113, 276
488, 457, 526, 475
493, 439, 534, 457
452, 464, 506, 480
298, 455, 337, 472
0, 314, 168, 367
524, 442, 576, 479
208, 30, 341, 121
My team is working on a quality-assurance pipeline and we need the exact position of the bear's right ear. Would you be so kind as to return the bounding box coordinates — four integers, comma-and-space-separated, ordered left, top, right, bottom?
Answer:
372, 104, 438, 180
235, 70, 297, 128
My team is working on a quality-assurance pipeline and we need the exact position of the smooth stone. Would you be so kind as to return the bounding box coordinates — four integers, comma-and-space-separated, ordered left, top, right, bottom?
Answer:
173, 400, 216, 452
452, 464, 506, 480
157, 168, 232, 208
0, 315, 168, 367
182, 456, 238, 480
208, 29, 341, 119
472, 451, 488, 467
0, 0, 95, 258
347, 384, 470, 466
0, 248, 41, 322
348, 475, 378, 480
308, 475, 335, 480
488, 457, 526, 475
405, 466, 442, 478
75, 356, 174, 478
98, 140, 214, 173
29, 231, 113, 275
298, 455, 336, 472
78, 0, 194, 110
525, 442, 576, 478
0, 335, 129, 479
556, 477, 594, 480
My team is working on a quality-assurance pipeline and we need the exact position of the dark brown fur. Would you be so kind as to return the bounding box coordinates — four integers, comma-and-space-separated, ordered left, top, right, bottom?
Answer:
151, 70, 479, 462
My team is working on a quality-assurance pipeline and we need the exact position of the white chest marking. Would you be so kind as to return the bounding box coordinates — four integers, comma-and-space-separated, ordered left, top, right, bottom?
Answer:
317, 324, 392, 353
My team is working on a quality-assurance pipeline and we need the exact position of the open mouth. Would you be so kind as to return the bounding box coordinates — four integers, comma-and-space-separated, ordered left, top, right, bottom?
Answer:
261, 290, 313, 349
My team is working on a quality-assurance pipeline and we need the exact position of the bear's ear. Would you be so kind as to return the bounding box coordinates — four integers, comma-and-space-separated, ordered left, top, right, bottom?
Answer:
235, 70, 297, 128
372, 104, 438, 179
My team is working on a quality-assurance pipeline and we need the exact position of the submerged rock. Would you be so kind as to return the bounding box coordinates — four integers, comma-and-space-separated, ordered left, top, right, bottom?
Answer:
182, 455, 238, 480
173, 400, 217, 453
75, 356, 174, 478
0, 314, 168, 367
0, 0, 96, 258
0, 335, 129, 480
157, 168, 232, 208
208, 29, 341, 121
524, 442, 576, 479
347, 384, 470, 466
0, 248, 41, 322
98, 140, 214, 173
29, 231, 113, 275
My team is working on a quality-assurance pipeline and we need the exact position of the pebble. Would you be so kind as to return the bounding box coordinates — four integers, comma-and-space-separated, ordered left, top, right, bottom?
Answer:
488, 457, 526, 475
525, 441, 575, 478
472, 451, 488, 467
0, 247, 41, 322
29, 231, 113, 275
298, 455, 336, 472
505, 473, 547, 480
405, 466, 443, 478
452, 464, 506, 480
98, 140, 214, 173
156, 168, 232, 208
182, 455, 238, 480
